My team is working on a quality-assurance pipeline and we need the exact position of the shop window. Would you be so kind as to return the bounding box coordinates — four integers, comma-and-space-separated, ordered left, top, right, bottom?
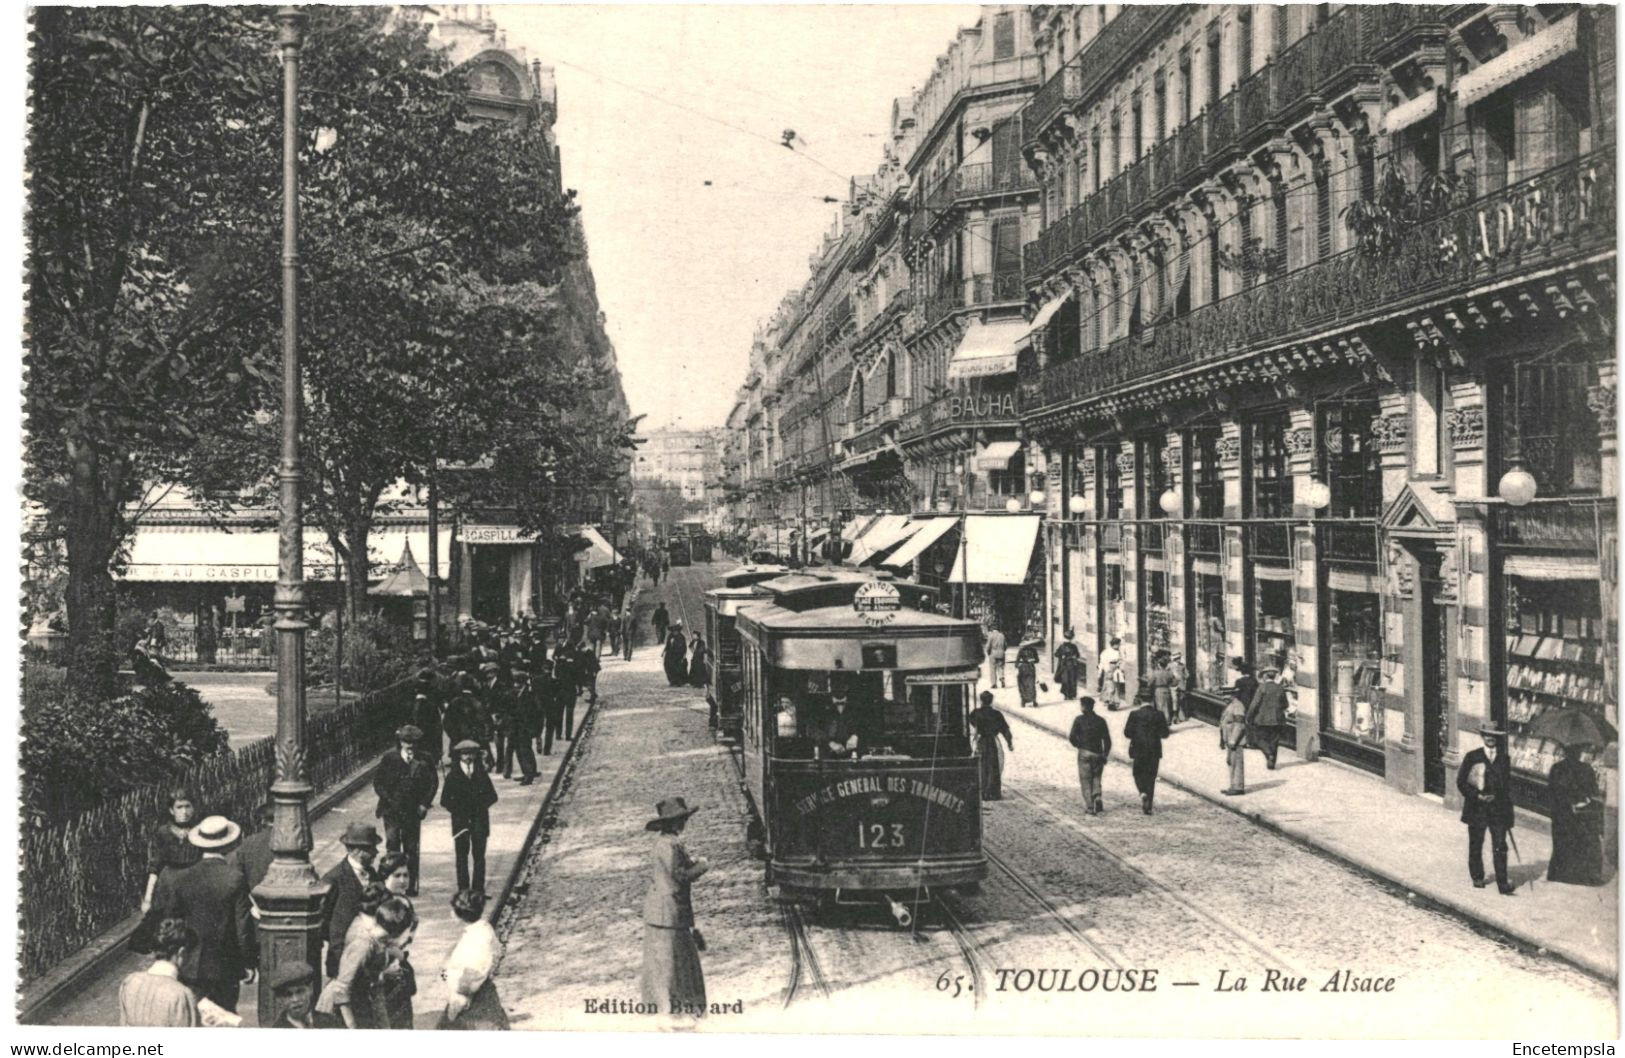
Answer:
1255, 578, 1296, 677
1320, 400, 1382, 518
1142, 568, 1171, 660
1098, 444, 1123, 519
1495, 350, 1603, 495
1247, 411, 1290, 517
1192, 572, 1227, 692
1325, 589, 1384, 746
1102, 563, 1125, 644
1503, 576, 1610, 781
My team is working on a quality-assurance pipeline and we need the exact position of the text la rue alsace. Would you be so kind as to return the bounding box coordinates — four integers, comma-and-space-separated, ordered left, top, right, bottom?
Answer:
988, 967, 1396, 994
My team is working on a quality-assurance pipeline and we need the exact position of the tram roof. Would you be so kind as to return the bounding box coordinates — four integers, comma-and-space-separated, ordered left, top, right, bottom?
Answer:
718, 564, 788, 588
745, 569, 939, 613
737, 602, 975, 635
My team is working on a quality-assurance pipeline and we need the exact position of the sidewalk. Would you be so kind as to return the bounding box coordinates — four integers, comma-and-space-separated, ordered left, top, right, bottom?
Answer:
36, 702, 596, 1026
978, 677, 1618, 981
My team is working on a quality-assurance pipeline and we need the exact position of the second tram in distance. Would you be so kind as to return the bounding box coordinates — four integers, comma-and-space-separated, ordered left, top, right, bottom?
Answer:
733, 571, 986, 921
703, 565, 787, 742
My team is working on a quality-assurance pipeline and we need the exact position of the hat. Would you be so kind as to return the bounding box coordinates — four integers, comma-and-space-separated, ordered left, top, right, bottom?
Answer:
1064, 628, 1076, 640
480, 661, 500, 674
269, 960, 316, 992
1479, 721, 1507, 738
339, 822, 382, 849
1230, 656, 1252, 672
453, 739, 484, 755
645, 796, 699, 831
415, 669, 436, 685
188, 815, 242, 850
1080, 695, 1097, 709
395, 724, 423, 744
1259, 665, 1280, 678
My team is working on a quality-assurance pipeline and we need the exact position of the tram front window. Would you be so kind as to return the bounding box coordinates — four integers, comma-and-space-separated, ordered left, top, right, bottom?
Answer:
767, 671, 971, 761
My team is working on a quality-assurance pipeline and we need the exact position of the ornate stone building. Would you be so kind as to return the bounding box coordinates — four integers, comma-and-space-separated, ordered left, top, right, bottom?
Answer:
1016, 3, 1614, 814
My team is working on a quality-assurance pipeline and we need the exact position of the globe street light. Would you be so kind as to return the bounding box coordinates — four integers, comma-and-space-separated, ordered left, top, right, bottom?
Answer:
1004, 497, 1022, 513
254, 7, 328, 1025
1028, 488, 1047, 507
1158, 488, 1181, 516
1068, 494, 1087, 515
1304, 479, 1332, 511
1497, 464, 1538, 506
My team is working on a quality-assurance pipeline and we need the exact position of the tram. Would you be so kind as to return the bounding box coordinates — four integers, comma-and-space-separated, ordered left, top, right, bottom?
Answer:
690, 532, 714, 564
667, 536, 692, 567
734, 571, 987, 921
703, 565, 789, 741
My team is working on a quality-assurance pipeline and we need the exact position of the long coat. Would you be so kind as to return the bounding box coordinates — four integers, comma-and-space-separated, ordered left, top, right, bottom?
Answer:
319, 860, 372, 973
441, 761, 499, 839
1123, 704, 1170, 761
373, 749, 439, 823
1457, 746, 1515, 829
159, 856, 256, 985
1246, 681, 1290, 727
640, 833, 708, 1015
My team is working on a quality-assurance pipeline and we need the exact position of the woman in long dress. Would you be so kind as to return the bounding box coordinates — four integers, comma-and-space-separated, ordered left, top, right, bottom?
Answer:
1015, 643, 1040, 708
1547, 744, 1606, 885
131, 787, 202, 953
640, 797, 710, 1017
438, 889, 508, 1030
969, 691, 1013, 800
662, 623, 690, 686
688, 634, 711, 689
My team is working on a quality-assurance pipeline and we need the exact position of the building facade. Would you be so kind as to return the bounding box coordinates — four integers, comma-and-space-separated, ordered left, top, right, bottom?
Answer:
632, 428, 727, 505
1016, 2, 1614, 816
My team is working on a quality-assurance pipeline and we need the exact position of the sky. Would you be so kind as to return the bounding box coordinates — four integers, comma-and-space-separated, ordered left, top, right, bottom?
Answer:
496, 4, 985, 432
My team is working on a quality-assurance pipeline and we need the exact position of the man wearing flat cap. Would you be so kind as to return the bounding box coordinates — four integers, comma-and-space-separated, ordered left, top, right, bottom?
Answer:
319, 822, 379, 978
442, 740, 499, 894
373, 726, 438, 895
1457, 721, 1517, 895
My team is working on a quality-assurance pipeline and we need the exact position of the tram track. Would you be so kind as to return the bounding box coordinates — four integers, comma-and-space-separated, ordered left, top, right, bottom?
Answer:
931, 893, 989, 1010
981, 841, 1128, 969
780, 901, 832, 1007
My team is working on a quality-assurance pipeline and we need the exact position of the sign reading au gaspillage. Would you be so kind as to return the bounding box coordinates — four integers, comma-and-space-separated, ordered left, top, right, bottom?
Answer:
463, 524, 540, 544
853, 579, 902, 627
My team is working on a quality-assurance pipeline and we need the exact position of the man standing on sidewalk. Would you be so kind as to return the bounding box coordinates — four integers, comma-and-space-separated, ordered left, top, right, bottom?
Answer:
619, 604, 636, 661
984, 623, 1006, 689
320, 823, 379, 978
1099, 637, 1124, 710
443, 740, 499, 895
1067, 696, 1111, 815
1245, 666, 1290, 770
1123, 693, 1170, 815
1458, 722, 1516, 895
373, 726, 438, 895
161, 816, 255, 1013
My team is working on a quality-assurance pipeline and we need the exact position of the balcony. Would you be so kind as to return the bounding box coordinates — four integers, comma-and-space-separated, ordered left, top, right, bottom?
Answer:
1249, 522, 1292, 562
1023, 5, 1173, 143
1028, 64, 1083, 140
1187, 522, 1222, 558
924, 272, 1026, 328
898, 389, 1022, 444
956, 162, 1037, 198
1318, 521, 1379, 566
1024, 149, 1614, 415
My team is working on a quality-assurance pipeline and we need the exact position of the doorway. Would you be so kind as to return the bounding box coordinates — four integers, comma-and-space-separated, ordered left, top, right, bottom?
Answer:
1419, 555, 1450, 795
471, 546, 510, 625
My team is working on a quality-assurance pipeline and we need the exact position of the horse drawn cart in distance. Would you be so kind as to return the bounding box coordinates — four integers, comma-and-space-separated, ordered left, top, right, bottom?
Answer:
733, 571, 986, 923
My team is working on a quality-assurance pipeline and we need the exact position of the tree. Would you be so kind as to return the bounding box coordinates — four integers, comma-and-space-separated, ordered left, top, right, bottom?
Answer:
26, 8, 284, 697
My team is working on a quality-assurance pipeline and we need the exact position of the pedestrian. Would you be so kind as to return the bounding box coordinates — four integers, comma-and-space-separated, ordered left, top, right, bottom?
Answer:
640, 797, 710, 1018
688, 632, 711, 689
1547, 743, 1606, 885
410, 670, 444, 766
652, 602, 671, 644
1230, 656, 1259, 715
1067, 696, 1111, 815
119, 918, 200, 1027
342, 881, 392, 952
506, 669, 541, 785
443, 688, 491, 770
1458, 722, 1516, 895
1166, 654, 1189, 721
1053, 629, 1083, 700
232, 801, 276, 905
319, 822, 380, 978
620, 604, 636, 661
1098, 636, 1125, 709
1015, 640, 1041, 708
132, 786, 202, 953
438, 889, 509, 1030
541, 656, 569, 754
1149, 650, 1180, 726
156, 815, 256, 1013
554, 641, 580, 741
587, 603, 610, 658
969, 690, 1014, 801
480, 663, 510, 775
663, 621, 690, 686
265, 960, 318, 1029
576, 635, 602, 705
377, 853, 413, 898
144, 611, 168, 656
380, 914, 418, 1030
984, 624, 1007, 688
315, 897, 416, 1029
1220, 690, 1249, 796
1244, 666, 1290, 770
373, 725, 438, 896
1122, 692, 1171, 815
443, 740, 499, 895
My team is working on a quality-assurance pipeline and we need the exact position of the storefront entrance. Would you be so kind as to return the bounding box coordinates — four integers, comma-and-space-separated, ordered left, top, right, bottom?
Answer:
1420, 567, 1450, 796
471, 546, 510, 624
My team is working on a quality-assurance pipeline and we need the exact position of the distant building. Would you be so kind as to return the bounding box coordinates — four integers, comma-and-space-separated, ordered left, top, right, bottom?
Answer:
633, 428, 727, 507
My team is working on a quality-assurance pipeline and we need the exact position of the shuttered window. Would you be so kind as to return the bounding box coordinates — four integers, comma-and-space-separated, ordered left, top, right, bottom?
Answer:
1315, 167, 1333, 259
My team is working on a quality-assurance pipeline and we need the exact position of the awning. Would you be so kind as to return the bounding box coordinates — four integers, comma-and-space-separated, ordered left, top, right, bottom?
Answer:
882, 516, 959, 570
1504, 553, 1600, 581
1381, 89, 1438, 135
848, 514, 911, 564
859, 518, 932, 566
1457, 16, 1579, 109
973, 440, 1022, 470
371, 542, 429, 597
807, 527, 831, 544
947, 514, 1042, 585
1019, 291, 1074, 344
946, 319, 1029, 381
577, 525, 621, 570
842, 514, 881, 542
121, 524, 454, 582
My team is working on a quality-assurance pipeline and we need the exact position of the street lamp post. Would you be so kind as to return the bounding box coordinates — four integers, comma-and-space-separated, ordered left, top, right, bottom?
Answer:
253, 7, 329, 1024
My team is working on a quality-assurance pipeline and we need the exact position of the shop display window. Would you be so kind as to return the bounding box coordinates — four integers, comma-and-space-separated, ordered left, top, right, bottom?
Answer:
1102, 562, 1125, 644
1503, 577, 1612, 777
1255, 578, 1297, 682
1326, 589, 1383, 745
1320, 400, 1382, 518
1192, 572, 1226, 692
1141, 568, 1170, 658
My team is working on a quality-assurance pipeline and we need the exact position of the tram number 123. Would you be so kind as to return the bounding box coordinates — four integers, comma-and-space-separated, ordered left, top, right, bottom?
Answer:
856, 821, 906, 848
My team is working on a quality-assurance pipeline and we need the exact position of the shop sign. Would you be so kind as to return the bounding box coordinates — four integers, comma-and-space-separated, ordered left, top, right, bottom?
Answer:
939, 392, 1019, 424
463, 524, 539, 544
853, 579, 902, 627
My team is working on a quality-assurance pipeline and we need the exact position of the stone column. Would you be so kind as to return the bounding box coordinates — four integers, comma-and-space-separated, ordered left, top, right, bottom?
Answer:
1287, 407, 1321, 759
1219, 420, 1247, 706
1446, 378, 1490, 805
1118, 442, 1142, 692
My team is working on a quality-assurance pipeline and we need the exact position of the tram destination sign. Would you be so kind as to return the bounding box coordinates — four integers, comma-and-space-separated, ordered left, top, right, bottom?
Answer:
853, 579, 902, 627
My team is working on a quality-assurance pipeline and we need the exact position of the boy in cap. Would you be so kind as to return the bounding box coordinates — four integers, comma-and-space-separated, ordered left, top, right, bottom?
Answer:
442, 741, 499, 894
373, 725, 439, 895
266, 960, 317, 1028
320, 822, 380, 977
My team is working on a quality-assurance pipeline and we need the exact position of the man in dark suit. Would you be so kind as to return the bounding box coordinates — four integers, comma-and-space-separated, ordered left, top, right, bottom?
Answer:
231, 802, 276, 903
1245, 666, 1291, 769
1458, 721, 1517, 895
318, 822, 379, 978
1123, 692, 1171, 815
157, 815, 256, 1012
373, 725, 439, 896
408, 669, 444, 766
443, 739, 500, 894
506, 669, 541, 785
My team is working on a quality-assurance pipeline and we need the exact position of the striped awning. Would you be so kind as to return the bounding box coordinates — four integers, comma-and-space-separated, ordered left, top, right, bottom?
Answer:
1381, 89, 1438, 135
946, 319, 1029, 381
1456, 17, 1579, 109
1017, 291, 1074, 345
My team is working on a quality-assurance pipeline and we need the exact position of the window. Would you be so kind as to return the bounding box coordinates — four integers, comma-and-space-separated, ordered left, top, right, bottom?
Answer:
1110, 110, 1122, 176
1272, 181, 1289, 271
1178, 47, 1192, 124
992, 118, 1021, 188
1237, 8, 1253, 79
1315, 165, 1333, 259
1238, 202, 1255, 288
1274, 5, 1288, 53
1091, 129, 1102, 192
1208, 224, 1221, 303
1207, 22, 1223, 105
1190, 429, 1223, 518
993, 217, 1022, 295
1413, 356, 1449, 477
1480, 89, 1517, 191
884, 351, 896, 400
1138, 438, 1170, 518
992, 12, 1015, 59
1320, 401, 1382, 518
1154, 71, 1167, 141
1496, 349, 1603, 495
1098, 444, 1123, 519
1247, 411, 1290, 517
1131, 91, 1144, 161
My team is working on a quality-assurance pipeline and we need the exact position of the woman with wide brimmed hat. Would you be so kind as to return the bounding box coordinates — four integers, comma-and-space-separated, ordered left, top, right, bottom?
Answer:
662, 620, 690, 687
640, 797, 710, 1017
